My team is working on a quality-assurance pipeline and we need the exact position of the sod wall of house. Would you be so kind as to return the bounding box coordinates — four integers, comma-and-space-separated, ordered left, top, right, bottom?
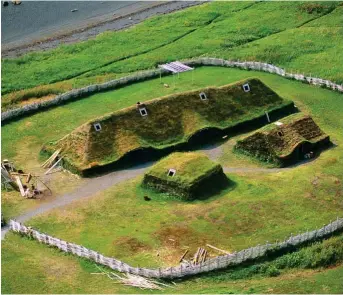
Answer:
235, 114, 331, 166
142, 164, 227, 200
41, 78, 296, 175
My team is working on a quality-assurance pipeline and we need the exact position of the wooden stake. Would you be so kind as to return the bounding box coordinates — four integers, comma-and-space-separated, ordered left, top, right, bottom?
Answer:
179, 249, 189, 263
193, 248, 200, 264
26, 173, 32, 183
15, 176, 25, 197
41, 149, 61, 168
44, 157, 63, 175
35, 176, 52, 194
206, 244, 230, 255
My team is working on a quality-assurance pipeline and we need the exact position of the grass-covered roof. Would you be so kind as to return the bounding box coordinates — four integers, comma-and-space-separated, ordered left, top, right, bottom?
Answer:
235, 113, 330, 165
142, 152, 228, 200
144, 152, 221, 187
43, 78, 291, 172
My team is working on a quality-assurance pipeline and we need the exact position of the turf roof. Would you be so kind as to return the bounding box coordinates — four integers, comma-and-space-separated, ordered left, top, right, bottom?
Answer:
43, 77, 291, 172
235, 113, 330, 163
144, 152, 221, 187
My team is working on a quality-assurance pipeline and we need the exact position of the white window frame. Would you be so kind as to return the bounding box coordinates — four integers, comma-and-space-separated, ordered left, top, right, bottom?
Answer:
167, 168, 176, 177
199, 92, 208, 100
94, 123, 102, 132
139, 107, 148, 117
242, 83, 250, 92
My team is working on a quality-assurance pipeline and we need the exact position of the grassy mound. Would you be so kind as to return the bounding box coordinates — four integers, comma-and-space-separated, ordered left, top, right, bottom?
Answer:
42, 78, 293, 174
235, 113, 331, 166
142, 152, 228, 200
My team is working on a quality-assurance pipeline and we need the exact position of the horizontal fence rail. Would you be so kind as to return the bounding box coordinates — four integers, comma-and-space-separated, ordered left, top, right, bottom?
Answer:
2, 58, 342, 123
9, 217, 343, 279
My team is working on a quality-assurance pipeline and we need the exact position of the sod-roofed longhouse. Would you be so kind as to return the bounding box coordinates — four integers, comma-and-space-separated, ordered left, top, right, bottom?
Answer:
142, 152, 229, 200
235, 114, 331, 167
42, 78, 294, 175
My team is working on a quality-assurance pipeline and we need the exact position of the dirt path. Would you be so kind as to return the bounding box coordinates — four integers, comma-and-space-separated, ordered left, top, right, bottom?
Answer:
2, 142, 293, 239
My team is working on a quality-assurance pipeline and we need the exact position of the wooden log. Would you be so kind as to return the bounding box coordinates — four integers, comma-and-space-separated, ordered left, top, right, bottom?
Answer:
26, 173, 32, 183
41, 149, 61, 168
193, 248, 200, 265
1, 166, 18, 191
179, 249, 189, 263
206, 244, 230, 255
201, 250, 207, 263
14, 176, 25, 197
44, 156, 63, 175
197, 248, 204, 264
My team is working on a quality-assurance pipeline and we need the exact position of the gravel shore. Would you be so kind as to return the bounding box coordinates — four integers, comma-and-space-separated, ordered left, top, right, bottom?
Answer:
2, 1, 204, 58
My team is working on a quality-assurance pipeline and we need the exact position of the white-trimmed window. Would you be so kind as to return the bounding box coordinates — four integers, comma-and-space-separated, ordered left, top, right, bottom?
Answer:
167, 169, 176, 177
94, 123, 102, 131
199, 92, 207, 100
242, 83, 250, 92
139, 107, 148, 117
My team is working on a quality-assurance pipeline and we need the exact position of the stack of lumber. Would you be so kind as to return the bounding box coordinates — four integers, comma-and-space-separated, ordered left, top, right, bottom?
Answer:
192, 247, 207, 265
41, 149, 61, 169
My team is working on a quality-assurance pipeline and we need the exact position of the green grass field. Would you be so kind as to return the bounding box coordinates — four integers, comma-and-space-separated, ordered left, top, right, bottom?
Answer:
2, 66, 343, 222
2, 1, 342, 109
2, 230, 343, 293
2, 2, 343, 292
2, 65, 343, 293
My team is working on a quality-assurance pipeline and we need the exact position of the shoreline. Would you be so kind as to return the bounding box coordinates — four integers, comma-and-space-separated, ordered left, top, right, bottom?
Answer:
2, 1, 205, 59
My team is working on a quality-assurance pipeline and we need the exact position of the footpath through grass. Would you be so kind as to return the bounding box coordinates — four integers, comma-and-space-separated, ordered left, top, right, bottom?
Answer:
2, 66, 343, 293
2, 66, 343, 220
2, 1, 343, 108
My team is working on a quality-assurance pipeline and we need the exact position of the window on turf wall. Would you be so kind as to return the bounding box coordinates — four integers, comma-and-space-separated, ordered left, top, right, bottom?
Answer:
94, 123, 102, 131
139, 108, 148, 116
167, 169, 176, 177
277, 131, 284, 137
242, 83, 250, 92
199, 92, 207, 100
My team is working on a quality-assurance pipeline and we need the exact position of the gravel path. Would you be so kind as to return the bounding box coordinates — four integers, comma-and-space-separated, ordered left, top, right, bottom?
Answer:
1, 162, 152, 239
1, 142, 292, 239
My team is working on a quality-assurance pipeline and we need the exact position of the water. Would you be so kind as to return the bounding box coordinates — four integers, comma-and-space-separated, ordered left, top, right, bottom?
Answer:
1, 1, 146, 45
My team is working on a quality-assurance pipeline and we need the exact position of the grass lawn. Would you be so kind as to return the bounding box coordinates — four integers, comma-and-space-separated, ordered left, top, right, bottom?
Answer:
2, 231, 343, 294
2, 66, 343, 222
2, 1, 343, 108
2, 66, 343, 293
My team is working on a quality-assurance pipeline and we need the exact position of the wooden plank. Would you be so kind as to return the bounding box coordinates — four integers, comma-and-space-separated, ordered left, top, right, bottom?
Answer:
206, 244, 230, 255
193, 248, 200, 265
44, 156, 63, 175
179, 249, 189, 263
26, 173, 32, 183
1, 166, 18, 191
41, 149, 61, 168
15, 176, 25, 197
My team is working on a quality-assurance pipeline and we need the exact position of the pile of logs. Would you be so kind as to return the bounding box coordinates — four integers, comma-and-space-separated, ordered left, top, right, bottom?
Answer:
179, 244, 231, 266
1, 159, 51, 198
192, 247, 208, 265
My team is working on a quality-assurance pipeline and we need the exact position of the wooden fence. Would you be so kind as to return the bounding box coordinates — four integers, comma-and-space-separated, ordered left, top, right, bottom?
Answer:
9, 217, 343, 279
2, 57, 342, 123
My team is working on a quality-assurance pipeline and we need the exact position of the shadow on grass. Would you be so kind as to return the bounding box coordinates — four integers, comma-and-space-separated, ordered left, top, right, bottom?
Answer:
138, 175, 237, 203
